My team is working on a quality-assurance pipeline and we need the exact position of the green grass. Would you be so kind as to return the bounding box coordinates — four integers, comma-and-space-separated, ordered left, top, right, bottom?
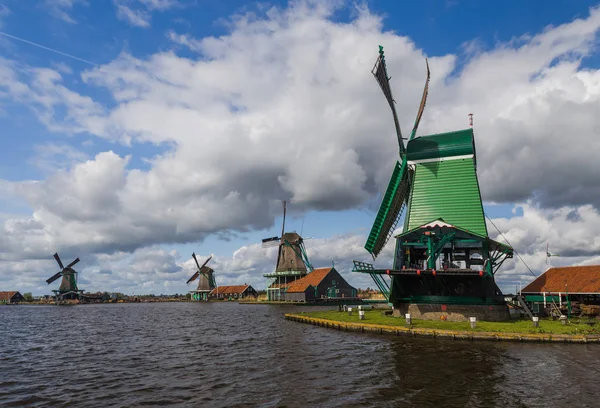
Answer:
299, 309, 600, 336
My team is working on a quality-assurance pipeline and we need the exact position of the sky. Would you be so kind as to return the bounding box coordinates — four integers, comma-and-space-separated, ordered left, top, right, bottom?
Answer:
1, 0, 600, 296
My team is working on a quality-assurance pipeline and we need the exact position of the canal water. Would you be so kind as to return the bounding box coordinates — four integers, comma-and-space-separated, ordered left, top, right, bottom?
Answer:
1, 302, 598, 407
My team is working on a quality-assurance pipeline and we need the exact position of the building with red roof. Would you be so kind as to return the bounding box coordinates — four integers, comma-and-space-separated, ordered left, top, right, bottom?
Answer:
274, 267, 357, 302
0, 291, 24, 304
522, 265, 600, 315
210, 284, 258, 300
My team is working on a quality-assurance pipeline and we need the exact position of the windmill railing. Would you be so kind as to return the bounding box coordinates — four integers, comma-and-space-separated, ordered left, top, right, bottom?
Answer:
352, 261, 391, 301
263, 270, 307, 278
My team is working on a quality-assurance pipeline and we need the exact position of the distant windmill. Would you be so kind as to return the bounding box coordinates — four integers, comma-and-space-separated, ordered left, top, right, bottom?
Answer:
187, 253, 216, 301
262, 201, 314, 301
46, 252, 84, 301
262, 200, 313, 272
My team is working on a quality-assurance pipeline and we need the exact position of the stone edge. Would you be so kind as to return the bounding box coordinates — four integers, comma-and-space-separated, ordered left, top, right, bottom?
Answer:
284, 314, 600, 343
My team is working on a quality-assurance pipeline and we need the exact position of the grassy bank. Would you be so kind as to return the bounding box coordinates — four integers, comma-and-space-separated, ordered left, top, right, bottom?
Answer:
299, 309, 600, 336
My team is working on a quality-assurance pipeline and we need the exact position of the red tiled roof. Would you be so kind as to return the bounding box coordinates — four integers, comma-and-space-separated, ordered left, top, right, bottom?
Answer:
522, 265, 600, 294
286, 268, 332, 293
211, 285, 250, 295
0, 291, 20, 301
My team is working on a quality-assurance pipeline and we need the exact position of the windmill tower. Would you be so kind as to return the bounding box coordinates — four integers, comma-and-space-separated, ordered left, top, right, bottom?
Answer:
262, 201, 313, 301
46, 252, 84, 302
186, 254, 216, 301
353, 46, 514, 321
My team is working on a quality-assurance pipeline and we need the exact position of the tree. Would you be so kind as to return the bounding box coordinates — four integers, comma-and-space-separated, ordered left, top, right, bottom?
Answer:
23, 292, 33, 302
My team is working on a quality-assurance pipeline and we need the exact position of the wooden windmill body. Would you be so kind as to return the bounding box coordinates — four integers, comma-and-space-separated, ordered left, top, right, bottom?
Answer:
187, 254, 216, 301
46, 252, 84, 302
263, 201, 313, 301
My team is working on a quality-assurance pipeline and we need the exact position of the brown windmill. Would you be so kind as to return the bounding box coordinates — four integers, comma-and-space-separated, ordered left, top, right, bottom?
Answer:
262, 201, 313, 301
186, 254, 216, 301
46, 252, 84, 302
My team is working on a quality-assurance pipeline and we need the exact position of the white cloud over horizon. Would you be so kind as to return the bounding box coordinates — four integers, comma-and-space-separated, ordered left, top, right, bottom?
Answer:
1, 1, 600, 295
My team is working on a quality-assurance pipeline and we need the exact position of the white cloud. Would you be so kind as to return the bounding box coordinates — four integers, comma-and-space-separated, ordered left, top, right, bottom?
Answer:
115, 1, 150, 28
43, 0, 86, 24
114, 0, 180, 27
0, 4, 10, 29
28, 142, 89, 174
1, 1, 600, 294
487, 203, 600, 291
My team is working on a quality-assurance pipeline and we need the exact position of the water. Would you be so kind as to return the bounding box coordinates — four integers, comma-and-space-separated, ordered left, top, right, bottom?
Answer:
1, 302, 599, 407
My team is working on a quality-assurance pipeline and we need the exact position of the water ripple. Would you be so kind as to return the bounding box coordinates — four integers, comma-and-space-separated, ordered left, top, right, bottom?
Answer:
2, 302, 600, 407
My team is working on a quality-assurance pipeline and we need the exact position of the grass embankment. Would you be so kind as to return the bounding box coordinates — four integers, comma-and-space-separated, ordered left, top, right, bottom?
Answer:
300, 309, 600, 336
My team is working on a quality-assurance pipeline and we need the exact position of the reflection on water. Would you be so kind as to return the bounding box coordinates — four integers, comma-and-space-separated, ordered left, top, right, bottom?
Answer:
1, 302, 599, 407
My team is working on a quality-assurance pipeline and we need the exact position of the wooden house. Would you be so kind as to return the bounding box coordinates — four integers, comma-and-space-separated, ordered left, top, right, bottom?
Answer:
0, 291, 25, 304
210, 284, 258, 300
283, 267, 357, 302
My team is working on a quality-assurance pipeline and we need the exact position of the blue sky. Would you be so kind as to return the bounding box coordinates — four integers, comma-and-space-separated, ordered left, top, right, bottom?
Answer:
1, 0, 600, 294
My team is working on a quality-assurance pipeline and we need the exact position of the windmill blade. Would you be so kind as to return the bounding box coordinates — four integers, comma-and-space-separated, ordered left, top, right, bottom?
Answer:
53, 253, 64, 270
409, 58, 430, 141
365, 160, 413, 259
281, 200, 287, 238
372, 45, 405, 157
66, 257, 80, 269
192, 253, 212, 271
200, 255, 212, 269
46, 271, 62, 285
186, 271, 200, 284
208, 270, 217, 290
191, 252, 202, 270
262, 236, 280, 248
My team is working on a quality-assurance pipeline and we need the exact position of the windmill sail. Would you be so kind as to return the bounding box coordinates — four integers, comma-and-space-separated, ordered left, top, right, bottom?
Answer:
372, 45, 405, 157
365, 160, 412, 258
262, 236, 280, 248
409, 58, 430, 141
365, 49, 431, 259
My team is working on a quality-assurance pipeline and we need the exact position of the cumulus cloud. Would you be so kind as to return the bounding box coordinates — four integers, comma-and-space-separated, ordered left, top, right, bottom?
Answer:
1, 1, 600, 293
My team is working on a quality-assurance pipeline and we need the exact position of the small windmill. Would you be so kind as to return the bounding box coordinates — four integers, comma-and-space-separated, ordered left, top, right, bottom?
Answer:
262, 201, 313, 301
187, 253, 216, 301
46, 252, 83, 301
262, 200, 313, 272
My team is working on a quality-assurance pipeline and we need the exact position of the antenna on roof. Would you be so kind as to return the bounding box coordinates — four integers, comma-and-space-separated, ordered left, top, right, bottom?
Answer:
468, 113, 473, 128
546, 242, 560, 269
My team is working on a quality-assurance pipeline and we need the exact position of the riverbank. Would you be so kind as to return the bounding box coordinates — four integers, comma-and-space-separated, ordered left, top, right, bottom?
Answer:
286, 309, 600, 343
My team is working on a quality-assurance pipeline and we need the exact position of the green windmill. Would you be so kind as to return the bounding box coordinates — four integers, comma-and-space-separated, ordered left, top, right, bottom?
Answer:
353, 46, 514, 321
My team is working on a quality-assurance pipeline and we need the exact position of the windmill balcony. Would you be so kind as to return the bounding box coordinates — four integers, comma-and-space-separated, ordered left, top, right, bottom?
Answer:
384, 267, 486, 277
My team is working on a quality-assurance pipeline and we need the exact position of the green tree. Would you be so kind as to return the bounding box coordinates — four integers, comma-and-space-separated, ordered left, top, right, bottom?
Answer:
23, 292, 33, 301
